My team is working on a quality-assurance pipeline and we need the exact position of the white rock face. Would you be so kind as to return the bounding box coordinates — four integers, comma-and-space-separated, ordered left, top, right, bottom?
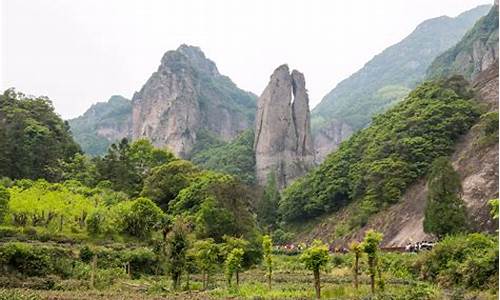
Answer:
254, 65, 315, 188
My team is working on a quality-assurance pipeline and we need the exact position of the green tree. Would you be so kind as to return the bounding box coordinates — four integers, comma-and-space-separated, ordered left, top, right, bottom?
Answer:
256, 173, 280, 230
0, 89, 81, 181
225, 247, 244, 288
123, 197, 165, 239
349, 241, 363, 290
59, 153, 98, 187
262, 235, 273, 289
424, 157, 468, 237
141, 160, 198, 211
362, 230, 383, 294
193, 238, 219, 290
300, 240, 330, 299
96, 139, 175, 195
0, 185, 10, 223
166, 218, 190, 290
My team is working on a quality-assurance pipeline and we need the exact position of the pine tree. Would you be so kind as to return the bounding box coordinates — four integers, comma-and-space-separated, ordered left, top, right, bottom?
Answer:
424, 156, 468, 237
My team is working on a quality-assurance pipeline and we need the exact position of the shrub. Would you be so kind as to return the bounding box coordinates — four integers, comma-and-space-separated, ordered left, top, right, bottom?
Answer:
415, 233, 498, 290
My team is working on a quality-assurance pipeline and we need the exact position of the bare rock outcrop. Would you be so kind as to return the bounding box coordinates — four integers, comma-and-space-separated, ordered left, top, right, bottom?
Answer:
254, 65, 315, 188
314, 120, 353, 162
132, 45, 256, 158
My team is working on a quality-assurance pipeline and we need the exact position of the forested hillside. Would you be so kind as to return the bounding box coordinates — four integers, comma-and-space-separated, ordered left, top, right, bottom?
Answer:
427, 4, 499, 80
281, 77, 480, 224
311, 5, 490, 160
68, 95, 132, 156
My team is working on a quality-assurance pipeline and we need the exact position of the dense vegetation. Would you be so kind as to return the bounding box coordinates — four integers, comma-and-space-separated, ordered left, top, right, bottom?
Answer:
281, 78, 480, 223
68, 95, 132, 156
427, 5, 499, 80
0, 89, 81, 181
423, 157, 469, 237
191, 129, 256, 184
311, 5, 490, 131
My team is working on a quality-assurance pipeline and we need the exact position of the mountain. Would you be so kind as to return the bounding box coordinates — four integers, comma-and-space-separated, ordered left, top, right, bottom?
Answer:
289, 4, 499, 246
131, 45, 257, 158
68, 95, 132, 156
295, 62, 499, 247
254, 65, 315, 189
69, 45, 257, 158
427, 4, 499, 81
311, 5, 491, 162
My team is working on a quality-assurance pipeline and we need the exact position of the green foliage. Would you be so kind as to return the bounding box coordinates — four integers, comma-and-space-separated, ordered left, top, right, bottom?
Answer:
262, 235, 273, 288
256, 173, 280, 230
192, 238, 219, 289
0, 242, 73, 277
141, 160, 199, 211
171, 171, 259, 244
166, 218, 190, 290
58, 153, 98, 187
8, 180, 94, 230
300, 240, 329, 273
476, 112, 499, 147
427, 5, 499, 80
312, 5, 489, 131
415, 233, 499, 290
0, 89, 81, 181
424, 157, 468, 237
67, 95, 132, 156
281, 78, 480, 223
225, 248, 245, 286
0, 186, 9, 223
122, 197, 165, 239
489, 199, 499, 220
191, 129, 256, 184
96, 138, 175, 195
362, 230, 383, 293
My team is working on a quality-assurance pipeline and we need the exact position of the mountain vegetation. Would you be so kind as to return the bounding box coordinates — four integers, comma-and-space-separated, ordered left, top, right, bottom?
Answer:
427, 5, 499, 80
312, 5, 490, 132
191, 129, 256, 184
280, 77, 480, 223
0, 89, 81, 181
68, 95, 132, 156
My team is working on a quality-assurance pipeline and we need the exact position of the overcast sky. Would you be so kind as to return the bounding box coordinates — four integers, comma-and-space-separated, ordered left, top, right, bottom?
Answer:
0, 0, 491, 119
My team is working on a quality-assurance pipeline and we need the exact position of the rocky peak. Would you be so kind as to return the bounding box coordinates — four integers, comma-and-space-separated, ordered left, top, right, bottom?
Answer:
254, 65, 315, 189
132, 45, 256, 158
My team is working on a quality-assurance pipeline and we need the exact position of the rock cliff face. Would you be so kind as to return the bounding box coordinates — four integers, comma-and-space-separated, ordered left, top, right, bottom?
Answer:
254, 65, 315, 188
131, 45, 256, 158
313, 119, 353, 162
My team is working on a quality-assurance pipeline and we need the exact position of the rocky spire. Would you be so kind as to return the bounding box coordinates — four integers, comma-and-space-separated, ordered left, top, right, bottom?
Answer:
254, 65, 315, 189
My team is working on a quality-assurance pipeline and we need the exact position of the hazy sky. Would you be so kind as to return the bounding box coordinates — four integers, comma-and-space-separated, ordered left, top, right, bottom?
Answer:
0, 0, 491, 119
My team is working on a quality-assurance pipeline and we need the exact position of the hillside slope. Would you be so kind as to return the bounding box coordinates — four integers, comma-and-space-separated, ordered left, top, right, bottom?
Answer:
311, 5, 491, 161
294, 62, 499, 248
427, 4, 499, 81
68, 95, 132, 156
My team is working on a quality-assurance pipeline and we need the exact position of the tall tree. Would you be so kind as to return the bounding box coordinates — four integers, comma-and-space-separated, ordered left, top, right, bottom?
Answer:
362, 230, 383, 295
166, 218, 190, 290
262, 235, 273, 289
0, 89, 80, 180
256, 172, 280, 231
300, 240, 330, 299
424, 157, 468, 237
